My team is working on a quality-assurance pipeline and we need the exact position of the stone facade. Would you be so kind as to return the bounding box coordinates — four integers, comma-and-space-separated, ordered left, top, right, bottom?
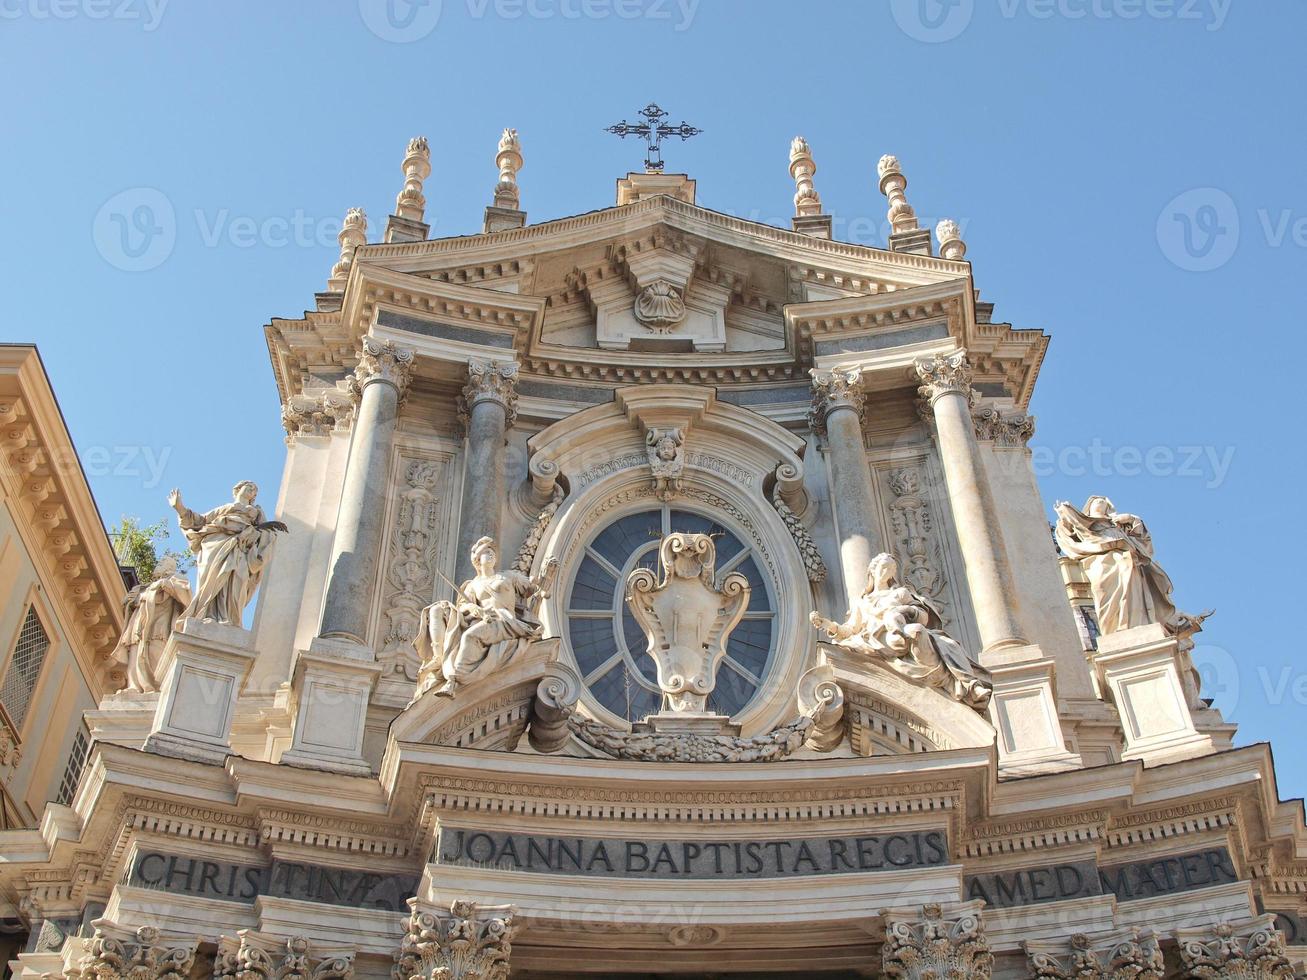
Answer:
2, 136, 1304, 979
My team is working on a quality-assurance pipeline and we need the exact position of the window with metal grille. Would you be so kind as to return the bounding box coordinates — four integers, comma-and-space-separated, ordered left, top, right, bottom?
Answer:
1, 606, 50, 731
55, 726, 89, 806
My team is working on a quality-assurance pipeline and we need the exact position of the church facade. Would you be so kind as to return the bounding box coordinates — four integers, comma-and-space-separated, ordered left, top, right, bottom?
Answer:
3, 127, 1304, 979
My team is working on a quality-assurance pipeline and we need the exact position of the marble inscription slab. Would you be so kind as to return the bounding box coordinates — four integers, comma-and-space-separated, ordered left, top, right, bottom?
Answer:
434, 826, 951, 879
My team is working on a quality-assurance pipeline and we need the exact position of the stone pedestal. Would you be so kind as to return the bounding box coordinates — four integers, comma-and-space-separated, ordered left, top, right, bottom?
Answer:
987, 644, 1082, 776
84, 690, 159, 751
1091, 623, 1214, 765
144, 619, 257, 765
279, 638, 381, 775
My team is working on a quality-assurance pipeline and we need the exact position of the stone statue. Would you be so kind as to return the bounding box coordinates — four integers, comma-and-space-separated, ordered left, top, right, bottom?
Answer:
415, 537, 558, 698
811, 553, 993, 710
645, 426, 684, 500
168, 482, 286, 627
109, 556, 192, 693
1054, 496, 1181, 635
626, 533, 750, 714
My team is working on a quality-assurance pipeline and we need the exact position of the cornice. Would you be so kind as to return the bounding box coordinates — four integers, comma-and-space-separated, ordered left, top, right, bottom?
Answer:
0, 347, 124, 696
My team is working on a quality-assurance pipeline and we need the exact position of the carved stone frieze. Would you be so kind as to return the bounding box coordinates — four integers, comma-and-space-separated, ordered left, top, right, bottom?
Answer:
808, 368, 865, 439
972, 406, 1036, 447
882, 464, 953, 631
881, 902, 992, 980
379, 456, 447, 675
457, 359, 519, 430
567, 711, 814, 763
215, 932, 355, 980
1024, 928, 1164, 980
67, 920, 198, 980
354, 337, 416, 401
1175, 917, 1295, 979
392, 899, 518, 980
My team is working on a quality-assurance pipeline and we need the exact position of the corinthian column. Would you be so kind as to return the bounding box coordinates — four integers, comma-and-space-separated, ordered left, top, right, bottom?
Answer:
319, 338, 414, 644
454, 359, 519, 583
915, 349, 1027, 652
810, 368, 880, 610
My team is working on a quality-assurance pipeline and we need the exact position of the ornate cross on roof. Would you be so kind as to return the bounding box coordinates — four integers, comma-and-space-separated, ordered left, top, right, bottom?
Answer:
605, 103, 703, 174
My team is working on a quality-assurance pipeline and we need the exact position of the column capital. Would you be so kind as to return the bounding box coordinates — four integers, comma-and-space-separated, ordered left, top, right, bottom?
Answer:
973, 406, 1036, 447
458, 358, 520, 429
881, 902, 992, 980
808, 367, 865, 438
216, 932, 355, 980
393, 898, 518, 980
1175, 916, 1294, 979
915, 348, 973, 405
354, 337, 416, 400
1024, 928, 1163, 980
68, 920, 199, 980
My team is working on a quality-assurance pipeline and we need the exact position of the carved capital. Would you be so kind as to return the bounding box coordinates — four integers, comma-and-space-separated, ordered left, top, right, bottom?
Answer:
282, 382, 356, 444
881, 902, 993, 980
392, 898, 518, 980
69, 920, 198, 980
216, 932, 355, 980
1024, 929, 1164, 980
1175, 917, 1295, 979
972, 406, 1036, 447
354, 338, 416, 401
458, 359, 519, 430
915, 349, 973, 405
808, 368, 865, 438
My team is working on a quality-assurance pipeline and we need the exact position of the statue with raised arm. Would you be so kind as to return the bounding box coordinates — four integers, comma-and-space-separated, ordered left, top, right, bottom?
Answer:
415, 537, 558, 698
1054, 495, 1181, 635
168, 482, 286, 626
109, 555, 192, 693
811, 552, 992, 710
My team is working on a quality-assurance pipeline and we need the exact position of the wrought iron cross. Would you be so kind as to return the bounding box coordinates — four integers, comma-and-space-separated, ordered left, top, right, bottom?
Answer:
605, 103, 703, 174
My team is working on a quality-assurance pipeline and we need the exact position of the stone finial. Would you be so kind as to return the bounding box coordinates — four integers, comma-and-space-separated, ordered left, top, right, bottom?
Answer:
936, 218, 966, 260
1174, 917, 1294, 979
493, 128, 523, 210
327, 208, 367, 291
881, 902, 993, 980
877, 154, 920, 235
789, 136, 822, 217
392, 899, 518, 980
395, 136, 431, 222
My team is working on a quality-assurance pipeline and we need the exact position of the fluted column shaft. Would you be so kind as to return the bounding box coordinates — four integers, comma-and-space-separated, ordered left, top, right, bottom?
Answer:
916, 350, 1027, 652
810, 369, 880, 611
454, 360, 519, 583
319, 338, 414, 644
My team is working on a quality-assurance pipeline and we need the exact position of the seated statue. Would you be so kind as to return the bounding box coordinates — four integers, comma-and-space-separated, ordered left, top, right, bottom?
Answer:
811, 553, 992, 710
109, 555, 192, 694
1054, 495, 1179, 635
168, 482, 286, 626
415, 537, 558, 698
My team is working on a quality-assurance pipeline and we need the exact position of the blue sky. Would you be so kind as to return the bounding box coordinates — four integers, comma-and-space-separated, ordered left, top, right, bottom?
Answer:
3, 2, 1303, 794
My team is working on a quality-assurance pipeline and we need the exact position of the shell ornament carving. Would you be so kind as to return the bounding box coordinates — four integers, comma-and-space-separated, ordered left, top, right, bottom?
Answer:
633, 280, 687, 332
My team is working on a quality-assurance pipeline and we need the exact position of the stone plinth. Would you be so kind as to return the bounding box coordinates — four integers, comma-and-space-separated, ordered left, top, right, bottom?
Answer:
84, 690, 160, 751
144, 619, 257, 764
1091, 623, 1214, 765
635, 711, 740, 737
986, 643, 1082, 776
279, 637, 381, 775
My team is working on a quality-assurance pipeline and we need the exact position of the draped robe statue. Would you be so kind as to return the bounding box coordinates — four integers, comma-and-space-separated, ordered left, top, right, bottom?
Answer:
1054, 496, 1179, 635
109, 556, 192, 693
168, 481, 285, 626
415, 537, 558, 698
811, 553, 993, 710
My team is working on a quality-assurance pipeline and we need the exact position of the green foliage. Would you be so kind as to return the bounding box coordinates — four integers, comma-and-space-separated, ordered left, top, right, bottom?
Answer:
108, 516, 191, 582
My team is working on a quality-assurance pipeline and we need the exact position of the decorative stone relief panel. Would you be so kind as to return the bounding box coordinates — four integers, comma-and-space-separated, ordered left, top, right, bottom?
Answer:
870, 450, 979, 654
371, 441, 459, 678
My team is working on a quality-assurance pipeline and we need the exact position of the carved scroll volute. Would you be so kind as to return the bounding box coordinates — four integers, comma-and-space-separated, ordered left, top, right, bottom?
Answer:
528, 661, 581, 753
797, 662, 845, 752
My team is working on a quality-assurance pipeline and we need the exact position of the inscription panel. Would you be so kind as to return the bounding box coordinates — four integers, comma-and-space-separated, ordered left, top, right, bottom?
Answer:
435, 826, 950, 879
